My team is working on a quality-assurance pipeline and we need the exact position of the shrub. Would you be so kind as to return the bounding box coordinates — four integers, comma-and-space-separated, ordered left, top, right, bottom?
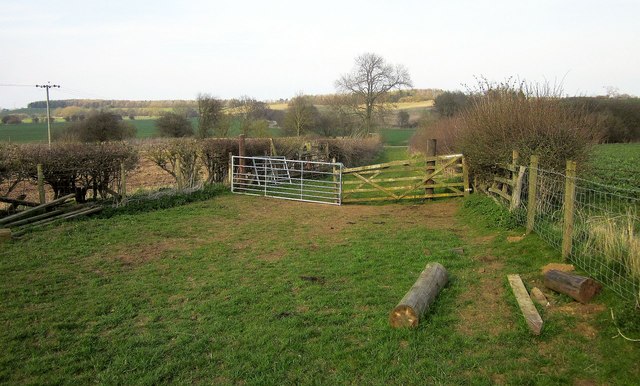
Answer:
325, 137, 383, 167
146, 138, 200, 188
1, 115, 23, 124
434, 91, 469, 117
457, 79, 601, 184
563, 97, 640, 143
409, 116, 461, 155
8, 142, 138, 201
63, 111, 136, 142
200, 138, 238, 183
156, 112, 194, 138
397, 110, 410, 128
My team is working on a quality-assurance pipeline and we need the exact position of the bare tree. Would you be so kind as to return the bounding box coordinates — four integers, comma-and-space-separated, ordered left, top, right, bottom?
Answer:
283, 94, 318, 136
335, 53, 413, 135
197, 93, 224, 138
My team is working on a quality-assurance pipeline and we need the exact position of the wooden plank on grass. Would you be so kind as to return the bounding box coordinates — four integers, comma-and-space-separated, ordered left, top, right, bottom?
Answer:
507, 274, 543, 335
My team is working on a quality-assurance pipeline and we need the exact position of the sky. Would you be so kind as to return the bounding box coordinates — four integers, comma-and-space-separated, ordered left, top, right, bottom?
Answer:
1, 0, 639, 109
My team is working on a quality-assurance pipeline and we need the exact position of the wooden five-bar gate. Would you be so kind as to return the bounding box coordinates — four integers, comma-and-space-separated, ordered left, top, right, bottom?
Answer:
341, 154, 470, 203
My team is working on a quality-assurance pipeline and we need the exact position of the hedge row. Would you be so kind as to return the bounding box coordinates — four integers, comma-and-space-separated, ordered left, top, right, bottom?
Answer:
145, 136, 382, 186
1, 142, 137, 201
1, 137, 382, 199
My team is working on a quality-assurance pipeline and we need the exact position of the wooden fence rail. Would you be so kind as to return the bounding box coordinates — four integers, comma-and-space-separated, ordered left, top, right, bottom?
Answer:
342, 153, 469, 203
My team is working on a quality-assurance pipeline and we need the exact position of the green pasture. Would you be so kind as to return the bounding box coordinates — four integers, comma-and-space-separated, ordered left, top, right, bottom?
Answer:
379, 128, 415, 146
1, 188, 638, 383
586, 143, 640, 192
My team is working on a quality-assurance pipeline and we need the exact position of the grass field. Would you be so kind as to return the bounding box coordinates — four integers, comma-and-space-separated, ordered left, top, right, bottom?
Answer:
1, 187, 638, 383
379, 128, 416, 146
0, 119, 160, 143
586, 143, 640, 192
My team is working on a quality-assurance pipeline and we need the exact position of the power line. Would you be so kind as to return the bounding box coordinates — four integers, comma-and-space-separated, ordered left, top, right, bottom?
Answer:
35, 82, 61, 147
0, 83, 36, 87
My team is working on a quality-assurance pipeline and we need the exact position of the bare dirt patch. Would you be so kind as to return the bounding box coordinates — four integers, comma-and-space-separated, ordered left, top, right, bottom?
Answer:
110, 239, 190, 265
456, 256, 512, 337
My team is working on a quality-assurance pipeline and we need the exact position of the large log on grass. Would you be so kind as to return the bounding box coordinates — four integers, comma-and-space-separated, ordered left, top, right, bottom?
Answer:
389, 262, 448, 328
544, 269, 602, 303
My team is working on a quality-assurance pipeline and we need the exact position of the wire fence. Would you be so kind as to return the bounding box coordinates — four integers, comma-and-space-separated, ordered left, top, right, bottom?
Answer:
507, 164, 640, 304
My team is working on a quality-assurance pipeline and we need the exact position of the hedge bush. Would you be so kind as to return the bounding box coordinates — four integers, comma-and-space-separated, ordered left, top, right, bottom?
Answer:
3, 143, 138, 201
456, 81, 601, 184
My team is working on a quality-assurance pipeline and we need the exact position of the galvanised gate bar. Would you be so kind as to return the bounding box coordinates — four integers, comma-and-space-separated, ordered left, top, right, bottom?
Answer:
231, 156, 343, 205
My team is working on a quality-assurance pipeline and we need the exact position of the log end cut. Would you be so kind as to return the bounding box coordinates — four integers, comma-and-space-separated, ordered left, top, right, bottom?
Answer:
544, 269, 602, 304
389, 262, 448, 328
0, 228, 11, 243
389, 305, 419, 328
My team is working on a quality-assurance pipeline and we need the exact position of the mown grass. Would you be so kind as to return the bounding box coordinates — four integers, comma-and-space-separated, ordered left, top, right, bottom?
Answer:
1, 192, 638, 384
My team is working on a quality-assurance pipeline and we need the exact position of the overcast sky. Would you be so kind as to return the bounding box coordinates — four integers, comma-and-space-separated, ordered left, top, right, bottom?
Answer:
1, 0, 639, 109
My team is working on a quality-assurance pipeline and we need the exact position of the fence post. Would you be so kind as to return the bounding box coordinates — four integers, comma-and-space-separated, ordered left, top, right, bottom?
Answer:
176, 158, 183, 191
227, 152, 233, 186
120, 161, 127, 202
37, 163, 46, 204
425, 139, 437, 197
526, 155, 539, 234
562, 160, 577, 260
238, 134, 246, 176
462, 157, 470, 197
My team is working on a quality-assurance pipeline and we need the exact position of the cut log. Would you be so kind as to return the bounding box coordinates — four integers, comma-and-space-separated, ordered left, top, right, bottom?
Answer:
389, 262, 448, 328
3, 209, 65, 228
544, 270, 602, 303
0, 196, 39, 208
0, 228, 11, 242
0, 193, 75, 226
507, 274, 544, 335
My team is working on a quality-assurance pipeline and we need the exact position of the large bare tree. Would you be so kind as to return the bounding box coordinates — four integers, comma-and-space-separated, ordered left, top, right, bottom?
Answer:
335, 53, 413, 135
283, 94, 318, 136
197, 93, 224, 138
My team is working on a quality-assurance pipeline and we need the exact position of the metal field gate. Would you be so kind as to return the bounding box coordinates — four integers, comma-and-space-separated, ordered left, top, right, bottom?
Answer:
231, 156, 343, 205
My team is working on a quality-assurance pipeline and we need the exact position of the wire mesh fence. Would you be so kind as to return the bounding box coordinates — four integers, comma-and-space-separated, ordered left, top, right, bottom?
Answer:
509, 163, 640, 304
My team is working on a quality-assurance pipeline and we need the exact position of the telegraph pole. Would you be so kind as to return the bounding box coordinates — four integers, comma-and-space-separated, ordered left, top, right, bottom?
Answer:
35, 82, 60, 146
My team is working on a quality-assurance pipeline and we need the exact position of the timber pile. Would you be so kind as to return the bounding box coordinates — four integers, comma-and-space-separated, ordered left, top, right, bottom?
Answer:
0, 194, 103, 240
389, 262, 448, 328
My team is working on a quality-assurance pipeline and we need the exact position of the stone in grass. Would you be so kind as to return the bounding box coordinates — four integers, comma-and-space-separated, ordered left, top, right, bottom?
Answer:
541, 263, 575, 275
451, 247, 464, 255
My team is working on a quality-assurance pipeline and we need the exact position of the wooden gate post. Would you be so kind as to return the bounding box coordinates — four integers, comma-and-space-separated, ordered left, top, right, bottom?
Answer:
238, 134, 246, 176
37, 163, 46, 204
526, 155, 539, 234
227, 152, 234, 186
425, 139, 437, 197
120, 161, 127, 201
175, 158, 183, 191
562, 160, 577, 260
462, 157, 470, 197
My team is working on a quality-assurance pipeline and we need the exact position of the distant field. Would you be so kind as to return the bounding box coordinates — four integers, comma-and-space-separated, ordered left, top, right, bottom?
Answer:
0, 119, 161, 143
587, 143, 640, 191
379, 128, 416, 146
